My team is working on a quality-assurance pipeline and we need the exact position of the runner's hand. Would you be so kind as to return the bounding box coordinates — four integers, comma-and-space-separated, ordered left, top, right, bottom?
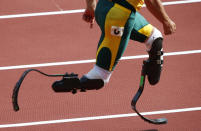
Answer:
163, 19, 176, 35
83, 8, 95, 28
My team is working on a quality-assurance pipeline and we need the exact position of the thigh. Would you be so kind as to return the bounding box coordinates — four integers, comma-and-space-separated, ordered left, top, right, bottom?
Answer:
95, 2, 135, 71
130, 12, 153, 43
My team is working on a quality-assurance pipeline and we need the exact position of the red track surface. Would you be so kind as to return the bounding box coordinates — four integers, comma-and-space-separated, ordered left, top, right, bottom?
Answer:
0, 0, 201, 131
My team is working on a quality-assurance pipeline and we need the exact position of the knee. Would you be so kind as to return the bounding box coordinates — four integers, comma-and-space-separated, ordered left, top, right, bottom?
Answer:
145, 27, 163, 51
80, 65, 112, 90
85, 65, 112, 84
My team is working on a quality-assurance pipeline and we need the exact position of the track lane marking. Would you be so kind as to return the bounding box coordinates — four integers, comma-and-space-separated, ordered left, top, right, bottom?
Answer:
0, 50, 201, 71
0, 0, 201, 19
0, 107, 201, 128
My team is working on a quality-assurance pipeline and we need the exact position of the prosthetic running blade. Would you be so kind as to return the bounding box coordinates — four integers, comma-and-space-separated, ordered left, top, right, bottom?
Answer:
131, 60, 167, 124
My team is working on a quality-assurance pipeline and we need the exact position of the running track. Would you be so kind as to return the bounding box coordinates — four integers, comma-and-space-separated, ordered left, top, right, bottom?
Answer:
0, 0, 201, 130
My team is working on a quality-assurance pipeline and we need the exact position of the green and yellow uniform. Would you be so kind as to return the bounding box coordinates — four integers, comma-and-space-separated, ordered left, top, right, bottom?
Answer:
126, 0, 144, 11
95, 0, 153, 71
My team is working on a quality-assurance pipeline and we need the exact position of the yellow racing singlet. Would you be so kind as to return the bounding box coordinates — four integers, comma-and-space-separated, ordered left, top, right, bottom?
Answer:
126, 0, 144, 11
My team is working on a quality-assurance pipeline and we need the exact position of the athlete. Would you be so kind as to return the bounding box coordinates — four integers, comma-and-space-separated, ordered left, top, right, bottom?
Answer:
52, 0, 176, 93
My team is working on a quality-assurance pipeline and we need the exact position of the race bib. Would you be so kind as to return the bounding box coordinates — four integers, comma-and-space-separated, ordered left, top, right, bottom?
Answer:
111, 26, 124, 37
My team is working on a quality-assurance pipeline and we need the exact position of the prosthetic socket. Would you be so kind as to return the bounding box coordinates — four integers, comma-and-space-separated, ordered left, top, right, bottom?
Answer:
52, 73, 104, 94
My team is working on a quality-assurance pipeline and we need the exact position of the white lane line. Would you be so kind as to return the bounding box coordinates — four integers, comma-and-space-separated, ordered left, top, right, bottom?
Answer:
0, 107, 201, 128
0, 9, 85, 19
0, 50, 201, 71
0, 0, 201, 19
144, 0, 201, 6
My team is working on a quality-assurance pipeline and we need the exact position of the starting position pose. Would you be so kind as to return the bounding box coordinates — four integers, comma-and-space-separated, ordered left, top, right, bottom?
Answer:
52, 0, 176, 92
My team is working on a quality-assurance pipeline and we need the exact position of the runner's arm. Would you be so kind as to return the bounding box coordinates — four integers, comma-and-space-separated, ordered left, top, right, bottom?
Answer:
86, 0, 96, 10
145, 0, 176, 35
